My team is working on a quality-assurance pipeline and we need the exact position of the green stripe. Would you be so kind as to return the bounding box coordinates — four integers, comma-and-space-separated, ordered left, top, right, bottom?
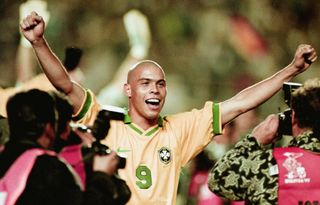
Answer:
158, 116, 163, 127
126, 115, 163, 136
72, 90, 92, 121
145, 126, 159, 136
124, 111, 131, 124
213, 103, 222, 134
129, 124, 143, 135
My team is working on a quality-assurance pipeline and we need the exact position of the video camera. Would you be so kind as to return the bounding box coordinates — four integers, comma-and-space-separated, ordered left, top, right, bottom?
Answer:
277, 82, 302, 137
76, 106, 126, 169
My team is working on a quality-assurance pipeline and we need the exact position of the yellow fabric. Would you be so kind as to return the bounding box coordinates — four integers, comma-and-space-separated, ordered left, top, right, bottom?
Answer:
75, 91, 221, 205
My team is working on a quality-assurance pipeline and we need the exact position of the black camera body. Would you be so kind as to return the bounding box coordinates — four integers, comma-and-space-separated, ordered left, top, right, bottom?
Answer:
278, 82, 302, 136
90, 108, 126, 169
78, 107, 126, 169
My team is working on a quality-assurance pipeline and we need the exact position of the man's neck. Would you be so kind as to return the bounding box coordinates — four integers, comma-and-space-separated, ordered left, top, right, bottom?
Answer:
292, 126, 312, 138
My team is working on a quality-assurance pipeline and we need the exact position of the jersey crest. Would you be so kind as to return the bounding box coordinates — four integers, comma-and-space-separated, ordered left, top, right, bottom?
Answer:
158, 147, 171, 164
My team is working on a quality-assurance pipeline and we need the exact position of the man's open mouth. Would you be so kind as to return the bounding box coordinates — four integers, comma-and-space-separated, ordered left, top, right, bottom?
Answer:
145, 98, 160, 105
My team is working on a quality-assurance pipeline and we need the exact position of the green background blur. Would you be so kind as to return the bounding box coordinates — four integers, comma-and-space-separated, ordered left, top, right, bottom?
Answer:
1, 0, 319, 117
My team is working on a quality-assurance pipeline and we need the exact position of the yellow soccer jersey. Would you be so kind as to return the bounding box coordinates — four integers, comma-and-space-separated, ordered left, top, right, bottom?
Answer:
75, 89, 222, 205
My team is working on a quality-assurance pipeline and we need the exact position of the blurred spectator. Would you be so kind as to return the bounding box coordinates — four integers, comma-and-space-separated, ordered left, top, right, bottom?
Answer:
0, 46, 84, 117
0, 89, 131, 205
187, 150, 224, 205
97, 9, 152, 106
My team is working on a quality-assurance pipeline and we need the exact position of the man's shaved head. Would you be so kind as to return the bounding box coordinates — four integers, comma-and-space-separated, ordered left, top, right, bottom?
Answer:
127, 60, 165, 83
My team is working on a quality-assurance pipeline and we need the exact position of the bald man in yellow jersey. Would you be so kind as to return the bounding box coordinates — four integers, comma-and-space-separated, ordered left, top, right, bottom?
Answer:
20, 12, 317, 205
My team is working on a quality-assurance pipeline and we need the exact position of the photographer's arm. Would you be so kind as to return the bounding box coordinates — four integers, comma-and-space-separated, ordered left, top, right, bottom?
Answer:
83, 153, 130, 205
208, 114, 278, 200
20, 12, 85, 114
71, 128, 120, 176
220, 44, 317, 127
208, 134, 265, 200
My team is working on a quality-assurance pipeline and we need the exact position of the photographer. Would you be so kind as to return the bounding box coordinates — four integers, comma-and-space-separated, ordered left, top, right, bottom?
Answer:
208, 78, 320, 204
0, 89, 130, 205
60, 109, 130, 204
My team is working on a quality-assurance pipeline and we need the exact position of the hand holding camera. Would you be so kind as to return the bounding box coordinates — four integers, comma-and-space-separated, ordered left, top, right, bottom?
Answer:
252, 82, 302, 145
72, 109, 126, 171
252, 114, 280, 145
93, 151, 120, 176
277, 82, 302, 137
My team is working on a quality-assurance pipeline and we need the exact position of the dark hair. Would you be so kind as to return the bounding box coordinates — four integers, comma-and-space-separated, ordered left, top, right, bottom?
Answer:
291, 78, 320, 134
6, 89, 56, 141
63, 47, 83, 72
49, 91, 73, 135
6, 89, 73, 142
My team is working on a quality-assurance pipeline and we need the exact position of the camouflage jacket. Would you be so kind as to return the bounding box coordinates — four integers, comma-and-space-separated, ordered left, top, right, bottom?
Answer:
208, 133, 320, 205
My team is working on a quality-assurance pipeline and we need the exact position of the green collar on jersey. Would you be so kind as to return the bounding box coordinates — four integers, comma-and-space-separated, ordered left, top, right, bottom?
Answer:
123, 112, 163, 127
123, 110, 164, 136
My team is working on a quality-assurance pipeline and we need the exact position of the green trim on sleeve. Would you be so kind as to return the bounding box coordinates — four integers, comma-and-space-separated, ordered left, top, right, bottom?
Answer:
213, 103, 222, 134
72, 90, 92, 121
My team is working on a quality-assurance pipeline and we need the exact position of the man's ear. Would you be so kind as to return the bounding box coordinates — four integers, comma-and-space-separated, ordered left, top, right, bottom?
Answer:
60, 124, 71, 141
37, 123, 55, 148
291, 110, 304, 137
124, 83, 131, 97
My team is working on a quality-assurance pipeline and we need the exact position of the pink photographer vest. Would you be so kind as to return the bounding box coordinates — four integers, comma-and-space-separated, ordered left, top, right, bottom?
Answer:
274, 147, 320, 205
0, 148, 56, 205
188, 171, 225, 205
59, 144, 86, 187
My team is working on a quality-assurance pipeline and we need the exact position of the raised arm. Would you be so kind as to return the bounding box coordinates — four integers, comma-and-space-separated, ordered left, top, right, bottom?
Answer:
16, 0, 51, 85
20, 12, 85, 114
220, 44, 317, 127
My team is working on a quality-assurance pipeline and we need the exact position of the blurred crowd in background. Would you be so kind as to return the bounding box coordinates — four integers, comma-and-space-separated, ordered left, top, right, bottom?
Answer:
0, 1, 319, 204
1, 0, 319, 115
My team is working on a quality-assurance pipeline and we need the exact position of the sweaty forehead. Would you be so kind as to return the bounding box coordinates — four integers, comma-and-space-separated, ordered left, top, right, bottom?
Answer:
127, 61, 165, 83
